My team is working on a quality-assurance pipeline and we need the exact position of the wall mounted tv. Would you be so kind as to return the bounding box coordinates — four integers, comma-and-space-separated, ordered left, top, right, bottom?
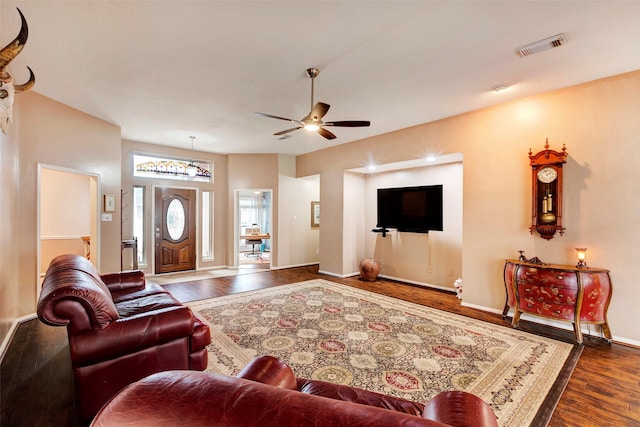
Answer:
376, 185, 443, 233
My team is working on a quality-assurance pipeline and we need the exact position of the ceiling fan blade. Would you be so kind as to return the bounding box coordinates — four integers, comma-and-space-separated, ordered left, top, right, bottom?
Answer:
303, 102, 331, 121
255, 111, 300, 123
323, 120, 371, 127
317, 127, 337, 140
274, 126, 303, 136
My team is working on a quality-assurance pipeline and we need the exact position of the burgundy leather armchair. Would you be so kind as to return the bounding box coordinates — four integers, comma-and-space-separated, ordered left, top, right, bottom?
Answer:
91, 355, 498, 427
36, 254, 211, 419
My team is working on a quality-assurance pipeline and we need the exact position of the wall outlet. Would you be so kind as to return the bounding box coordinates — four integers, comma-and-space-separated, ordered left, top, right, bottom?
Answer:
427, 265, 433, 273
316, 249, 320, 254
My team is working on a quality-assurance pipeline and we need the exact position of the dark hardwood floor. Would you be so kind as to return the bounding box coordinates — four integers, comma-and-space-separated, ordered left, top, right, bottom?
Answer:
2, 266, 639, 426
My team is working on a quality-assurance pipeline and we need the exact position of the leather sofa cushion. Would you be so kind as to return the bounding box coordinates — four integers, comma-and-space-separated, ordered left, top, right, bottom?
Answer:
297, 378, 425, 416
110, 282, 167, 303
71, 306, 195, 365
101, 270, 146, 292
114, 292, 182, 317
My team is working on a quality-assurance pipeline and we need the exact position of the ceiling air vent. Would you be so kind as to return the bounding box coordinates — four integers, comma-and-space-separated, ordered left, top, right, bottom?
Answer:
516, 33, 565, 57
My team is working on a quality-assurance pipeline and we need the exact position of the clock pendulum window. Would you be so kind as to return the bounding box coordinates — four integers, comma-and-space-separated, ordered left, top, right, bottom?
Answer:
528, 139, 568, 240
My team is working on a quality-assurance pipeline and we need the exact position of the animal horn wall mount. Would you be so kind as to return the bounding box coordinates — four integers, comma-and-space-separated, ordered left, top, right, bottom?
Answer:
0, 8, 36, 134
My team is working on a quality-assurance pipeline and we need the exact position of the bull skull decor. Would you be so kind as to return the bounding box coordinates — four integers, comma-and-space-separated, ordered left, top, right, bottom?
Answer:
0, 8, 36, 134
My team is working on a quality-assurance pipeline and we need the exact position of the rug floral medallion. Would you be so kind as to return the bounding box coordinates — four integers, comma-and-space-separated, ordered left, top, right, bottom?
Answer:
188, 279, 576, 427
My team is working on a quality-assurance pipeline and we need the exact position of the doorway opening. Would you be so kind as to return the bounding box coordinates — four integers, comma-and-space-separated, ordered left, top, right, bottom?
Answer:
38, 165, 99, 298
236, 190, 272, 270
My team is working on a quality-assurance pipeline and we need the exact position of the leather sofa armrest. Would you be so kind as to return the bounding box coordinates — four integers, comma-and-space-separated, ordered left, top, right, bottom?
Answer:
91, 371, 447, 427
71, 305, 195, 365
190, 314, 212, 351
423, 391, 498, 427
37, 276, 119, 331
101, 270, 146, 293
236, 355, 297, 390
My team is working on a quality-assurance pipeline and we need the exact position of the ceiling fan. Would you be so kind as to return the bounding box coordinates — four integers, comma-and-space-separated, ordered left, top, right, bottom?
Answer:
256, 68, 370, 140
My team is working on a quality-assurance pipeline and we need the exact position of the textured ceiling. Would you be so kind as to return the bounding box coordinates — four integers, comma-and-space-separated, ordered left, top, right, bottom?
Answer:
3, 1, 640, 155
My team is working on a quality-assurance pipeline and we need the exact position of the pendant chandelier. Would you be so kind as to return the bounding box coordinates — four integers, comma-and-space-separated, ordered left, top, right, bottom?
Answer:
186, 136, 197, 177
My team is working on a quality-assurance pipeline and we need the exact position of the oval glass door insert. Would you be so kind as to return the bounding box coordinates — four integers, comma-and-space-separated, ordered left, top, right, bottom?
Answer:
166, 199, 185, 240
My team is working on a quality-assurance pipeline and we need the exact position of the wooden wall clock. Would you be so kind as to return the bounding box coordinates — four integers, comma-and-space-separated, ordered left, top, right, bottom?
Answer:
529, 139, 568, 240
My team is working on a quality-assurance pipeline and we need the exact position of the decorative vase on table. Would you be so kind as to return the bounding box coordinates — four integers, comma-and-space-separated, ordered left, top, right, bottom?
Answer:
359, 258, 380, 281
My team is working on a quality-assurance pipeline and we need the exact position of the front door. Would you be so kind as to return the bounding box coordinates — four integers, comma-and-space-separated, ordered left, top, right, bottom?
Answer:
154, 187, 196, 274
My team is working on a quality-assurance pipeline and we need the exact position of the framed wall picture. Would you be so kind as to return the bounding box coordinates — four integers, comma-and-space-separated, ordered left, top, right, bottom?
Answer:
311, 201, 320, 227
104, 194, 116, 212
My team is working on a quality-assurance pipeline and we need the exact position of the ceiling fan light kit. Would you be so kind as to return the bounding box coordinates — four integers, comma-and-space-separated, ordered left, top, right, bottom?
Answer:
256, 67, 370, 140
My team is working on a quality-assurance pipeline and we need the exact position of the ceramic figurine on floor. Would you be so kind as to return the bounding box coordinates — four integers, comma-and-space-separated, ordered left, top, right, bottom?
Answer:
454, 278, 463, 299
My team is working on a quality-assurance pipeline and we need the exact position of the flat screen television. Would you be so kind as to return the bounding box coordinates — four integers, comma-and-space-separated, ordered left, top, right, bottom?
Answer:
376, 185, 443, 232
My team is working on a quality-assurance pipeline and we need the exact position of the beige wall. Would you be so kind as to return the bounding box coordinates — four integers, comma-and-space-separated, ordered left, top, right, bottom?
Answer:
227, 154, 280, 266
277, 155, 320, 267
0, 99, 21, 347
0, 91, 122, 347
317, 169, 346, 275
298, 70, 640, 344
363, 162, 463, 288
40, 168, 91, 236
40, 168, 95, 272
343, 172, 366, 275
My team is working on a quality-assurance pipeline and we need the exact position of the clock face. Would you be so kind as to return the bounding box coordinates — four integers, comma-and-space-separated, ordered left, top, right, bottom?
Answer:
537, 166, 558, 183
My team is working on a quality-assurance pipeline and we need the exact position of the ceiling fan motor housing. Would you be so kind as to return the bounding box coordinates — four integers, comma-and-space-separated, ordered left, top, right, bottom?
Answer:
255, 67, 370, 140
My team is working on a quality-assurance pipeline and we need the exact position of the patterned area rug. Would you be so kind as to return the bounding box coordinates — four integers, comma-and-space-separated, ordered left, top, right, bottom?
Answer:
188, 279, 580, 427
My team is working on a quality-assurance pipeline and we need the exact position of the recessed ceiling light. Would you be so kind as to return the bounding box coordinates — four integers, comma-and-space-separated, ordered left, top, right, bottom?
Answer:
368, 165, 377, 171
492, 83, 510, 93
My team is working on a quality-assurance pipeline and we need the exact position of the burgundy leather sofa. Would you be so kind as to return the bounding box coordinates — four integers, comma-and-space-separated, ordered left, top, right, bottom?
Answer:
36, 254, 211, 419
91, 355, 498, 427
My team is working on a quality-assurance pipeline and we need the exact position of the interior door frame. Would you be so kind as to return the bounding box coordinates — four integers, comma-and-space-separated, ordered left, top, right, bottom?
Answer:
151, 184, 199, 275
233, 188, 273, 268
37, 163, 101, 300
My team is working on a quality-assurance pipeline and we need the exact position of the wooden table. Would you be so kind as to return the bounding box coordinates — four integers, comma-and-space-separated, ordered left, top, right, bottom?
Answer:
503, 259, 613, 344
240, 234, 271, 240
240, 234, 270, 257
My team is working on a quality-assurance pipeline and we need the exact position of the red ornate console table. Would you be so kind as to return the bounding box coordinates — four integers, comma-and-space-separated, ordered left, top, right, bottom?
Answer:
503, 259, 613, 344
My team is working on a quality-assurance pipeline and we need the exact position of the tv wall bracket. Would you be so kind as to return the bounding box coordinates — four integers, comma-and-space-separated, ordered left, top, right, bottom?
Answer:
372, 228, 431, 237
371, 228, 390, 237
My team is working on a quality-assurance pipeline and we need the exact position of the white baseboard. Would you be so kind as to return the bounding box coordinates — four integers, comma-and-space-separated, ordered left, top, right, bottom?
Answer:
0, 313, 37, 364
273, 262, 319, 270
461, 301, 640, 348
318, 269, 350, 278
317, 271, 457, 295
378, 274, 456, 294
